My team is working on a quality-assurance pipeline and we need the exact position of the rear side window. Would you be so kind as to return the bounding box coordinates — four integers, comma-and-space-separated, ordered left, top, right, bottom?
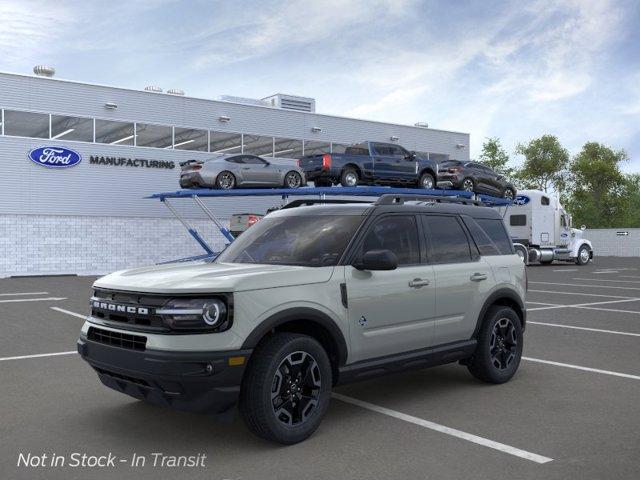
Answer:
361, 215, 420, 265
345, 146, 370, 155
510, 215, 526, 226
475, 218, 513, 255
463, 218, 500, 256
422, 216, 472, 264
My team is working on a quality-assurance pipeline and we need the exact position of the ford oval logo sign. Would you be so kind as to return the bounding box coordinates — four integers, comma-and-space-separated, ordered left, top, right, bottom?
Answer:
514, 195, 530, 206
28, 146, 82, 168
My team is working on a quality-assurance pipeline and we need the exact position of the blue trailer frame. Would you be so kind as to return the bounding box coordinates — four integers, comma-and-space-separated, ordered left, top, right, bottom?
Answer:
148, 186, 512, 261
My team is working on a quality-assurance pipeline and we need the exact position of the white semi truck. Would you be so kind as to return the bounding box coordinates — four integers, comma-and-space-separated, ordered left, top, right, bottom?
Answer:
500, 189, 593, 266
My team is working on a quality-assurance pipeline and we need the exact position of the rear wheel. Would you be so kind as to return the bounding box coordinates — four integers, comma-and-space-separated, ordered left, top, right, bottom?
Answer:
284, 171, 303, 189
418, 172, 435, 189
576, 245, 591, 265
216, 171, 236, 190
340, 168, 359, 187
462, 178, 475, 192
467, 306, 523, 384
239, 333, 332, 444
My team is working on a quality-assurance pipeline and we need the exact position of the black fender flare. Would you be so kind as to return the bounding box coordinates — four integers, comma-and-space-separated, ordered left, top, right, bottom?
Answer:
472, 288, 526, 338
241, 307, 349, 366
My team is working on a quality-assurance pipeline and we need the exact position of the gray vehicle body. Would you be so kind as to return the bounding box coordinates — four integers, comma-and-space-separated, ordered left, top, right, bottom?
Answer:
77, 199, 526, 416
180, 154, 306, 189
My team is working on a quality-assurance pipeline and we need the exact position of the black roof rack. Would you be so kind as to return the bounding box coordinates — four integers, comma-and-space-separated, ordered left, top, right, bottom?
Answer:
374, 194, 483, 206
279, 199, 373, 210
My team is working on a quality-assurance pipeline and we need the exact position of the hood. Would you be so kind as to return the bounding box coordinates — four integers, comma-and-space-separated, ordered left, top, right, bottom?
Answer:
94, 261, 334, 294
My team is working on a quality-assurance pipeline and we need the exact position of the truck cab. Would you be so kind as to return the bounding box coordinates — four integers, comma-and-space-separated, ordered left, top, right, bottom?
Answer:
503, 190, 593, 265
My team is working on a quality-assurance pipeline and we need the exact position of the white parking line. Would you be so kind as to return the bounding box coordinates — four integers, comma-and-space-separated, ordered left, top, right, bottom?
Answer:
50, 307, 86, 319
528, 321, 640, 337
0, 351, 76, 362
572, 278, 640, 284
593, 270, 619, 274
574, 305, 640, 315
0, 292, 49, 296
528, 298, 640, 311
526, 301, 559, 306
529, 289, 638, 299
620, 275, 640, 279
553, 269, 578, 272
0, 297, 67, 304
530, 281, 640, 291
332, 393, 553, 464
523, 357, 640, 381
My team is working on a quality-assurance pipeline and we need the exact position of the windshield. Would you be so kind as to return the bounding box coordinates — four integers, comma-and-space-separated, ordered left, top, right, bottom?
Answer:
216, 214, 363, 267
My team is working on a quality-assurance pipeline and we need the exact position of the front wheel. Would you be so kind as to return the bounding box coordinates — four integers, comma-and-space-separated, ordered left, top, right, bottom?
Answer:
462, 178, 475, 192
418, 172, 435, 189
284, 171, 303, 189
239, 333, 332, 444
503, 187, 515, 200
467, 306, 523, 384
576, 245, 591, 265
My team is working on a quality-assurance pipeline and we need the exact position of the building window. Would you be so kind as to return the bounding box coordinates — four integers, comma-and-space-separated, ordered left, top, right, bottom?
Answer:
210, 131, 242, 154
303, 140, 330, 156
95, 119, 135, 145
243, 134, 274, 156
331, 143, 350, 154
136, 123, 173, 148
273, 137, 303, 158
3, 110, 49, 138
173, 127, 208, 151
50, 114, 93, 142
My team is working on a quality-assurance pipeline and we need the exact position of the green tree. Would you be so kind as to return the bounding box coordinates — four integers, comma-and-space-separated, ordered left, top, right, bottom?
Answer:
479, 137, 513, 177
565, 142, 628, 228
515, 135, 569, 192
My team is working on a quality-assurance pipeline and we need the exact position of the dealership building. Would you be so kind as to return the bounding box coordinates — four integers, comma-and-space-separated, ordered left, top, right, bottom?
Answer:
0, 68, 470, 277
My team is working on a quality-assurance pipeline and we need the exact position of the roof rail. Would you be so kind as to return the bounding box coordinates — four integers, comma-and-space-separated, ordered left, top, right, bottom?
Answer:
280, 199, 372, 210
374, 194, 483, 206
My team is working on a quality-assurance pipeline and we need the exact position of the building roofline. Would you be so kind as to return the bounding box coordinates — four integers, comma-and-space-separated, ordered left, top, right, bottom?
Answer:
0, 71, 470, 137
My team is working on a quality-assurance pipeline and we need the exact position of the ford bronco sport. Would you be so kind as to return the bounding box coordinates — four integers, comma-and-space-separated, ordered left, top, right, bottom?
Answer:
77, 194, 526, 444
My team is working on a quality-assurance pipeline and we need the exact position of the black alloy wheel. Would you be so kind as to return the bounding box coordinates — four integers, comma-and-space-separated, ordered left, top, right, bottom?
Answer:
489, 318, 518, 370
462, 178, 475, 192
271, 351, 321, 426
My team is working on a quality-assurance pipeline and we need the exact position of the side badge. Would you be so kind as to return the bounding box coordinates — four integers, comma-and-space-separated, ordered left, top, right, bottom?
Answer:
358, 315, 367, 326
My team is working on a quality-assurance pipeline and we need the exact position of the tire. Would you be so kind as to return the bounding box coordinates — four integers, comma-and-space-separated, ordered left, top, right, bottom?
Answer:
503, 187, 515, 200
284, 171, 303, 189
418, 172, 435, 189
216, 171, 236, 190
575, 245, 591, 265
462, 178, 475, 192
340, 168, 359, 187
239, 333, 332, 445
467, 306, 523, 384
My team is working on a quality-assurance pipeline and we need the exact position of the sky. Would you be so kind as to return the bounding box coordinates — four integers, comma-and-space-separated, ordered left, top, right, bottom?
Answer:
1, 0, 639, 170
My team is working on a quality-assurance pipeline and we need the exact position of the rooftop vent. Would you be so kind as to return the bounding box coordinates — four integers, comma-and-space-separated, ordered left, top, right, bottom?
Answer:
262, 94, 316, 113
167, 88, 185, 96
414, 122, 429, 128
218, 95, 270, 107
144, 85, 163, 93
33, 65, 55, 77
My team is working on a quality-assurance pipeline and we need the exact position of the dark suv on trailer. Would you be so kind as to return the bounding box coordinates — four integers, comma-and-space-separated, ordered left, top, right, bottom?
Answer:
438, 160, 516, 199
77, 194, 526, 444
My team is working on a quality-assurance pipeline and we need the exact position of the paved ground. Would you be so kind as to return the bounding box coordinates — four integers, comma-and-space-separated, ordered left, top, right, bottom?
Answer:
1, 258, 639, 480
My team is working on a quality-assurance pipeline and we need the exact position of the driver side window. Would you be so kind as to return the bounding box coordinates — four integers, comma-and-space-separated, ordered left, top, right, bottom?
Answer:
361, 216, 420, 265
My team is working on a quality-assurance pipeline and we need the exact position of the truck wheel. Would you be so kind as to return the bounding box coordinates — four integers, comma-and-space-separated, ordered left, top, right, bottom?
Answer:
340, 168, 359, 187
418, 172, 435, 189
462, 178, 475, 192
576, 245, 591, 265
467, 306, 523, 384
216, 171, 236, 189
239, 333, 332, 445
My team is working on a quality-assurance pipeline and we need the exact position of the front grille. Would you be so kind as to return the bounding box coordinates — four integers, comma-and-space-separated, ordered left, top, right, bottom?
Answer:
88, 326, 147, 351
91, 289, 168, 331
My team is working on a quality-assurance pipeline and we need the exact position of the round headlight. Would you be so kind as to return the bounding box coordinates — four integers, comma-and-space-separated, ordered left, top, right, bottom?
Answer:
203, 300, 226, 326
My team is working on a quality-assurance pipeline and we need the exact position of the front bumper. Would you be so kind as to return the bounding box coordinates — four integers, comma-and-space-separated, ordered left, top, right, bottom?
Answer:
77, 337, 251, 414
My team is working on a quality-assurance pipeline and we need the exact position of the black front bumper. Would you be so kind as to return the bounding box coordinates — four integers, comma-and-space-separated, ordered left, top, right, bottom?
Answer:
77, 337, 251, 414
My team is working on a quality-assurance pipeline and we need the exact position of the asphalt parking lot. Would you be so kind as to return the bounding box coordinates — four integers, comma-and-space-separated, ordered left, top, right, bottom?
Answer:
1, 257, 640, 480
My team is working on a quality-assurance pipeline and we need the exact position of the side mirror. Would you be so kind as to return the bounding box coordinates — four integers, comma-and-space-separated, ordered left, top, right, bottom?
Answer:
354, 249, 398, 271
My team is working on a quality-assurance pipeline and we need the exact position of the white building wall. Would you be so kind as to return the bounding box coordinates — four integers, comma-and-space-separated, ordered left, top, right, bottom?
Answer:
583, 228, 640, 257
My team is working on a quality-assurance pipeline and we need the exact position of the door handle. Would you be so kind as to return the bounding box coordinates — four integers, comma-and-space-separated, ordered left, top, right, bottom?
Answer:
409, 278, 430, 288
470, 273, 488, 282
